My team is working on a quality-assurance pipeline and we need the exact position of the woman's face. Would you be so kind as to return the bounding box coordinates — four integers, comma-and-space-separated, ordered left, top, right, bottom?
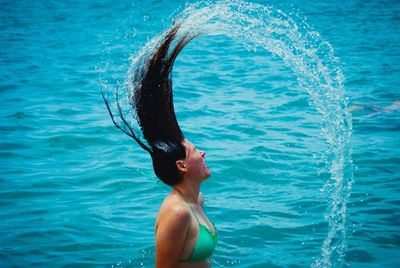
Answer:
181, 139, 211, 181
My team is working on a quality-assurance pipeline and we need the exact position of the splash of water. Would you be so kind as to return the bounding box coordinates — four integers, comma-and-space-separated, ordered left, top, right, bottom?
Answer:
123, 0, 353, 266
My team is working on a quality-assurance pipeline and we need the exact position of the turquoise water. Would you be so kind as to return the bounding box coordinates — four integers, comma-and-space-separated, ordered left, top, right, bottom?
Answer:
1, 0, 399, 267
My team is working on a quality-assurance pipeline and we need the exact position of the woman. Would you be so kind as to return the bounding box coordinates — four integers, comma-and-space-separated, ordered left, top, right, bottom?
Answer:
103, 23, 218, 267
155, 138, 217, 267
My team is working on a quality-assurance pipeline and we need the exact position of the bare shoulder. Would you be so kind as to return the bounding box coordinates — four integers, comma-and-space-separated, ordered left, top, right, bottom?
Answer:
198, 192, 204, 208
156, 194, 191, 230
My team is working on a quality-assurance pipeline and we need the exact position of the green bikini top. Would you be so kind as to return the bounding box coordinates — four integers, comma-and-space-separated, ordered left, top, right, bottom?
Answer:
175, 190, 218, 262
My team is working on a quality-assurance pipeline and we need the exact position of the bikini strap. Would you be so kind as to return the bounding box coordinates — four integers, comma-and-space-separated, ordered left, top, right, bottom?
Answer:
174, 188, 201, 224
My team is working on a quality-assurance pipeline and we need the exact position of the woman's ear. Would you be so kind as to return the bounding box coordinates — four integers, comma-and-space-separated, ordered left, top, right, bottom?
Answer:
176, 160, 187, 175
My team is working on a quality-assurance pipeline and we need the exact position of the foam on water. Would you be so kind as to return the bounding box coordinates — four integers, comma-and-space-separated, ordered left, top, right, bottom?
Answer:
109, 0, 354, 266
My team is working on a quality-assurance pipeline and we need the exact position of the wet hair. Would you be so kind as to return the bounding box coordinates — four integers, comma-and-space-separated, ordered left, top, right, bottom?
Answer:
102, 23, 196, 186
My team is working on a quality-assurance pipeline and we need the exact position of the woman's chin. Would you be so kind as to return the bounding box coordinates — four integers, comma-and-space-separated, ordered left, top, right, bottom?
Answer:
204, 168, 211, 178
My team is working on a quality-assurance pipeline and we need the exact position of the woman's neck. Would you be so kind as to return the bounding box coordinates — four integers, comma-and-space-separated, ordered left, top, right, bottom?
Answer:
173, 182, 200, 204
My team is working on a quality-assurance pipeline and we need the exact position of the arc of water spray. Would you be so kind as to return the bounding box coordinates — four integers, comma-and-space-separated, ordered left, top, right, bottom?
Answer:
124, 1, 353, 267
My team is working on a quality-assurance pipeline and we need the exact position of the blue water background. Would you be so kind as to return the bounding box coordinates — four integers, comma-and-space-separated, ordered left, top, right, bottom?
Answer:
1, 0, 399, 267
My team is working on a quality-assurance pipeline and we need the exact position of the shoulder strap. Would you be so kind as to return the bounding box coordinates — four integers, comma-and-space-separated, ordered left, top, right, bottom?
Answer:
174, 188, 201, 224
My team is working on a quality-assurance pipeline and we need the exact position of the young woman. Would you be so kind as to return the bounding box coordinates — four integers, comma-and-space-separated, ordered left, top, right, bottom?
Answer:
103, 23, 218, 267
155, 138, 217, 267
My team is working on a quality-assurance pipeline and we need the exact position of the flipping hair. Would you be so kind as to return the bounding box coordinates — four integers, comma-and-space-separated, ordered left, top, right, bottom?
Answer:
103, 23, 196, 186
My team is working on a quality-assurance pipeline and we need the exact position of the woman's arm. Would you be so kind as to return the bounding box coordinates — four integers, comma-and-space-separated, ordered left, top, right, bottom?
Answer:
155, 203, 191, 268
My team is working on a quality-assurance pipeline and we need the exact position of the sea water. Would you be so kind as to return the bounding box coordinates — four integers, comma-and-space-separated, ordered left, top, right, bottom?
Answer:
1, 0, 399, 267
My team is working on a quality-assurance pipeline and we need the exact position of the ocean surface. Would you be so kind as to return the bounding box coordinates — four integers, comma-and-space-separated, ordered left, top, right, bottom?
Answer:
1, 0, 399, 267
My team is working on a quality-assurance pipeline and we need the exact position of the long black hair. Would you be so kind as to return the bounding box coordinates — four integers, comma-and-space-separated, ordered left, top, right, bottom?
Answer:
102, 23, 197, 186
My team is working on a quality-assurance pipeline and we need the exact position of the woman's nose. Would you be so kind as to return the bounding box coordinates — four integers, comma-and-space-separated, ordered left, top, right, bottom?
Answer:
201, 151, 206, 157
